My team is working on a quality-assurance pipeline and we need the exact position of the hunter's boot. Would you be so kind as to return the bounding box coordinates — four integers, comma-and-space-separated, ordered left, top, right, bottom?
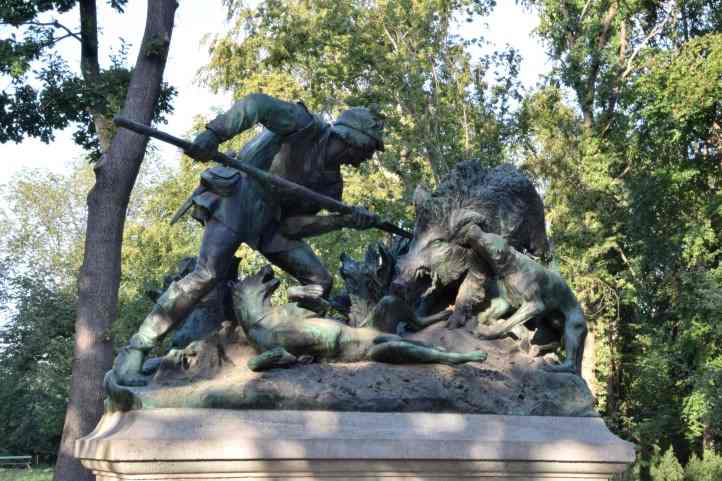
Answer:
114, 270, 215, 386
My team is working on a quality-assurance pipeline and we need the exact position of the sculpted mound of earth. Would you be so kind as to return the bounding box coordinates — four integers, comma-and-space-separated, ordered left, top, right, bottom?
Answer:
107, 321, 596, 417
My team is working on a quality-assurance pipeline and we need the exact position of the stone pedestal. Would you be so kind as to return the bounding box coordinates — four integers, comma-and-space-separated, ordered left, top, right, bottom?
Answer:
75, 409, 634, 480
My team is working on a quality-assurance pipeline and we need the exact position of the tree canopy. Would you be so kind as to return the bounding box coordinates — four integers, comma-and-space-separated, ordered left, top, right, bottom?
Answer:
517, 0, 722, 474
0, 0, 174, 158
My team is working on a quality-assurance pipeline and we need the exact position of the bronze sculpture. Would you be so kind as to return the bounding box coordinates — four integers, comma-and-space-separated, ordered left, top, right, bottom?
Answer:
392, 162, 550, 329
389, 161, 586, 372
460, 226, 587, 374
114, 94, 388, 386
108, 90, 591, 405
232, 265, 487, 370
102, 153, 594, 414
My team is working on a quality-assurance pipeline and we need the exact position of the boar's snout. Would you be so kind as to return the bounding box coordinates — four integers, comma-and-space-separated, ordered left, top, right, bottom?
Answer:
391, 254, 433, 303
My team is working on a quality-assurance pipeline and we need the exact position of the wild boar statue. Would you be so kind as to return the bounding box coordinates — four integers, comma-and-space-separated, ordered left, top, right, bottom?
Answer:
392, 161, 550, 328
391, 160, 588, 374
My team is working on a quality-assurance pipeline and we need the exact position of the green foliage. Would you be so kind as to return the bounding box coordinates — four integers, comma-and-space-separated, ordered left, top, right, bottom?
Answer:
617, 449, 722, 481
522, 1, 722, 472
650, 446, 685, 481
685, 450, 722, 481
0, 1, 174, 159
0, 166, 90, 278
0, 274, 74, 459
0, 165, 89, 459
615, 27, 722, 455
0, 155, 198, 457
0, 466, 54, 481
682, 356, 722, 447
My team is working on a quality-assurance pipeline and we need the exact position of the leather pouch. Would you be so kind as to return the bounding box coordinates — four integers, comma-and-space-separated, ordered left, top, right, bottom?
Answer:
200, 166, 241, 197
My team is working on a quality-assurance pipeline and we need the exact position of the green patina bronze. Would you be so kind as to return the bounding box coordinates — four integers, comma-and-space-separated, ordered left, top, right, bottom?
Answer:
390, 161, 587, 375
392, 162, 550, 330
104, 159, 594, 413
232, 265, 487, 370
461, 225, 587, 375
113, 93, 389, 387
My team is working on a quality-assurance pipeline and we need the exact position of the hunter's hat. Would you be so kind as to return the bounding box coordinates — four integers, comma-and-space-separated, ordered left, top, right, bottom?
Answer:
331, 107, 385, 151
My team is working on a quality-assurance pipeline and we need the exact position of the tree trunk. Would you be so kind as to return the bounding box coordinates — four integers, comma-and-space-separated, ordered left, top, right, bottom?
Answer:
78, 0, 112, 151
579, 0, 618, 132
52, 2, 178, 480
703, 422, 715, 451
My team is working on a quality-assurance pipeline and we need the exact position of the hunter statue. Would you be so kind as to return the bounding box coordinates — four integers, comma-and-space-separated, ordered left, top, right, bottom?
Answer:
114, 93, 386, 386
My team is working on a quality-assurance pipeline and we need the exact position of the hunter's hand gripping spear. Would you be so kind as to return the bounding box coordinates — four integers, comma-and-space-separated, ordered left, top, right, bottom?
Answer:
113, 117, 412, 239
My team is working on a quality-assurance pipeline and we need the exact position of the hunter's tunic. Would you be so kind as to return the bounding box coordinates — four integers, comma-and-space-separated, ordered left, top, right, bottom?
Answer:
189, 93, 343, 251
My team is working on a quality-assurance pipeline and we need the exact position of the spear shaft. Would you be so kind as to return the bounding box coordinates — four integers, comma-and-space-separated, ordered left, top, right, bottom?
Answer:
113, 117, 412, 239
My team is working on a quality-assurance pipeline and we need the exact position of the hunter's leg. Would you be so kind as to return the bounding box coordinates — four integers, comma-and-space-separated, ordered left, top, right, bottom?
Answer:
115, 220, 243, 386
263, 240, 333, 312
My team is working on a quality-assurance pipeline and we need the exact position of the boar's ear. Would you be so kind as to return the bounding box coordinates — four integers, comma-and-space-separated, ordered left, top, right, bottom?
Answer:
413, 186, 431, 209
413, 186, 432, 227
449, 209, 485, 243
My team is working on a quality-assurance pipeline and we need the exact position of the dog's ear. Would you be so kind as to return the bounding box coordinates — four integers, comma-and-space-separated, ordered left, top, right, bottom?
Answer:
375, 243, 395, 285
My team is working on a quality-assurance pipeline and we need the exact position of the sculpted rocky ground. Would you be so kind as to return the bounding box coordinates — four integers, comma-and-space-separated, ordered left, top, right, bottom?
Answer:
106, 320, 596, 417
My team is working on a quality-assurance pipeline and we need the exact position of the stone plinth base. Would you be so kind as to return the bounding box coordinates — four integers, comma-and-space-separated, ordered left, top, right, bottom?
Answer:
75, 409, 635, 480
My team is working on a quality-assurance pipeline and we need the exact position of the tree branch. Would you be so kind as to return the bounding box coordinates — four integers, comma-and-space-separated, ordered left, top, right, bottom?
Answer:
2, 20, 82, 42
600, 17, 627, 135
78, 0, 113, 152
601, 3, 674, 136
582, 0, 618, 129
46, 32, 82, 45
579, 0, 594, 23
614, 245, 638, 282
51, 20, 82, 42
79, 1, 100, 82
620, 8, 673, 80
381, 24, 399, 52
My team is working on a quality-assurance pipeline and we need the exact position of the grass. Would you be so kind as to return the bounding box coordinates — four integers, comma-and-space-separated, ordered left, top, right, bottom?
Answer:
0, 467, 53, 481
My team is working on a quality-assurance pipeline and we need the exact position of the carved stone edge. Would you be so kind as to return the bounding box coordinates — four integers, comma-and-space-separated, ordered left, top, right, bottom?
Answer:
76, 409, 635, 481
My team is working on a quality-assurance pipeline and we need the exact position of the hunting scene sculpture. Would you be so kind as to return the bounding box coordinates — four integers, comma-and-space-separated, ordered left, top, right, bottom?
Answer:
106, 94, 594, 416
231, 265, 487, 371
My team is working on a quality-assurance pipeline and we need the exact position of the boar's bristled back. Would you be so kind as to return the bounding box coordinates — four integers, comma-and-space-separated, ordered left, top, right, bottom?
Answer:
422, 161, 549, 260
